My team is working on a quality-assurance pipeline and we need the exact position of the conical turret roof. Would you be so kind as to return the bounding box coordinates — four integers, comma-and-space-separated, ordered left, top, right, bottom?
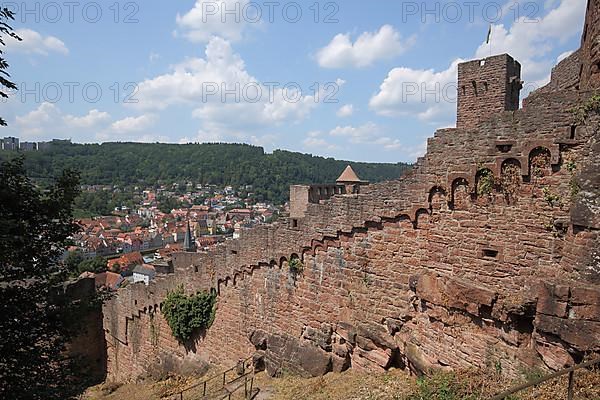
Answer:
336, 165, 362, 183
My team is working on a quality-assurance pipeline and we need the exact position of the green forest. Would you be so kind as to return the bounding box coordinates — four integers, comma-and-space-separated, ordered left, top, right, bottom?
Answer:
0, 141, 411, 206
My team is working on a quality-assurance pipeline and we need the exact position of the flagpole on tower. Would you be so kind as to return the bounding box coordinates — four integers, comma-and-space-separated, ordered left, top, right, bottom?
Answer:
487, 24, 492, 58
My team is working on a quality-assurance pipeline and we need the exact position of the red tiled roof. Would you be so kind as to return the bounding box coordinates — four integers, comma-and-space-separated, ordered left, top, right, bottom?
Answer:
336, 165, 362, 183
107, 251, 144, 270
95, 271, 123, 290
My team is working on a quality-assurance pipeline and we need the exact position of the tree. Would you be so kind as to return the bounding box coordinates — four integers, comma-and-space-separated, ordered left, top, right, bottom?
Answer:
157, 195, 182, 214
76, 256, 107, 275
0, 8, 21, 126
65, 250, 85, 273
0, 157, 86, 399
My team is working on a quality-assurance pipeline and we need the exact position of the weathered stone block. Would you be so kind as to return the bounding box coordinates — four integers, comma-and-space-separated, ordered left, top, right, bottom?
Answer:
535, 314, 600, 351
536, 283, 569, 318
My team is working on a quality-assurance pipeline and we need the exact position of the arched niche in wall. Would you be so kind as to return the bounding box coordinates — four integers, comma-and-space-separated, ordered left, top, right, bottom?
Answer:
414, 208, 431, 228
474, 168, 496, 201
527, 146, 552, 180
428, 186, 447, 212
450, 177, 470, 209
500, 158, 522, 204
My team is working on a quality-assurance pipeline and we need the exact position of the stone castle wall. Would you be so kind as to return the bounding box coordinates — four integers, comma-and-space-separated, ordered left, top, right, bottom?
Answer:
580, 0, 600, 90
103, 4, 600, 383
457, 54, 521, 130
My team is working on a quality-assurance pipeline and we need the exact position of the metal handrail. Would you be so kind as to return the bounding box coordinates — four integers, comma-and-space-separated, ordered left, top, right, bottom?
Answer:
215, 370, 255, 400
491, 358, 600, 400
171, 356, 254, 399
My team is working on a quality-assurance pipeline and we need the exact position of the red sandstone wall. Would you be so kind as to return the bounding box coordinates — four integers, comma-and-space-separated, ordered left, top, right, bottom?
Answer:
102, 2, 600, 381
457, 54, 521, 130
103, 83, 600, 382
580, 0, 600, 89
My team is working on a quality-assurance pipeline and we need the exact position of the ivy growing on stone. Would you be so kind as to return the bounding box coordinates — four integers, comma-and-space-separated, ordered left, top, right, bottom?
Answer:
542, 187, 562, 207
476, 169, 495, 197
571, 93, 600, 124
288, 257, 303, 275
530, 150, 551, 178
161, 286, 217, 343
501, 163, 521, 204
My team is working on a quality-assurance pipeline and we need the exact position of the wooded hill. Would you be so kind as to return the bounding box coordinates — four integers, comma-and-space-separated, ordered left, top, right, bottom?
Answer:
0, 141, 411, 204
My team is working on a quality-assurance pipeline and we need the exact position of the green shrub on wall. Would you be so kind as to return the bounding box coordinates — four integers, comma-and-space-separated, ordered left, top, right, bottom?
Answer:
476, 168, 495, 197
288, 257, 303, 275
161, 286, 217, 342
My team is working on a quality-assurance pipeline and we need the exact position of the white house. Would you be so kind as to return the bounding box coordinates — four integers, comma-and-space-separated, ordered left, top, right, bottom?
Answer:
132, 264, 156, 286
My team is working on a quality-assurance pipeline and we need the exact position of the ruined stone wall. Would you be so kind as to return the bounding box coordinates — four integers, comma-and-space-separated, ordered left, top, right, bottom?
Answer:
103, 2, 600, 382
457, 54, 521, 130
103, 83, 600, 381
62, 278, 107, 385
532, 50, 581, 95
580, 0, 600, 90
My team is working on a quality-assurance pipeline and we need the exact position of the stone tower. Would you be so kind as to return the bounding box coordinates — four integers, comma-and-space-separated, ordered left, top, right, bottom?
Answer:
183, 220, 196, 252
456, 53, 523, 130
580, 0, 600, 89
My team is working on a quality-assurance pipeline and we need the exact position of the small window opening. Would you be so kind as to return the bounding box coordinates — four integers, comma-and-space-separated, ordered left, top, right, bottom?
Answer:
482, 248, 499, 258
194, 265, 199, 273
570, 125, 577, 140
231, 250, 238, 255
291, 219, 298, 228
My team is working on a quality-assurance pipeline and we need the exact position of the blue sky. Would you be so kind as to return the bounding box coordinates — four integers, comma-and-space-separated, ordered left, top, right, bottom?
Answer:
2, 0, 587, 162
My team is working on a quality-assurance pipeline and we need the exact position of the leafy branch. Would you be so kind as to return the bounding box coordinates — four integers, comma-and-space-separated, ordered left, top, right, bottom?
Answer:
0, 7, 22, 126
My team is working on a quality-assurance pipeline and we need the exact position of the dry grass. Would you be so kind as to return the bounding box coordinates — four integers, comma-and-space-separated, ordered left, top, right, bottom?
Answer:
252, 366, 600, 400
516, 367, 600, 400
81, 366, 600, 400
253, 368, 417, 400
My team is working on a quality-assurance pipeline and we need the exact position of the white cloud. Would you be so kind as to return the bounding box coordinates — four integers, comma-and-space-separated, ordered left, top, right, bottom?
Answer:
12, 103, 164, 143
249, 134, 278, 151
7, 29, 68, 56
63, 110, 111, 129
132, 37, 252, 110
369, 59, 462, 124
111, 114, 157, 134
556, 50, 574, 63
15, 103, 62, 138
179, 130, 224, 144
14, 103, 111, 140
316, 25, 415, 69
175, 0, 252, 43
370, 0, 585, 126
133, 37, 318, 139
336, 104, 354, 117
474, 0, 586, 88
98, 132, 170, 143
329, 122, 402, 150
303, 130, 338, 150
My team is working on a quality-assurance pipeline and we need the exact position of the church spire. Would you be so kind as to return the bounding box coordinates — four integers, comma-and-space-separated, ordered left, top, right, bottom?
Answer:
183, 220, 196, 252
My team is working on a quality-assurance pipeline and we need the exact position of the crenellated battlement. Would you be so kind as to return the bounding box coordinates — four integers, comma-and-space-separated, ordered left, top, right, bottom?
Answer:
103, 2, 600, 383
457, 54, 522, 130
